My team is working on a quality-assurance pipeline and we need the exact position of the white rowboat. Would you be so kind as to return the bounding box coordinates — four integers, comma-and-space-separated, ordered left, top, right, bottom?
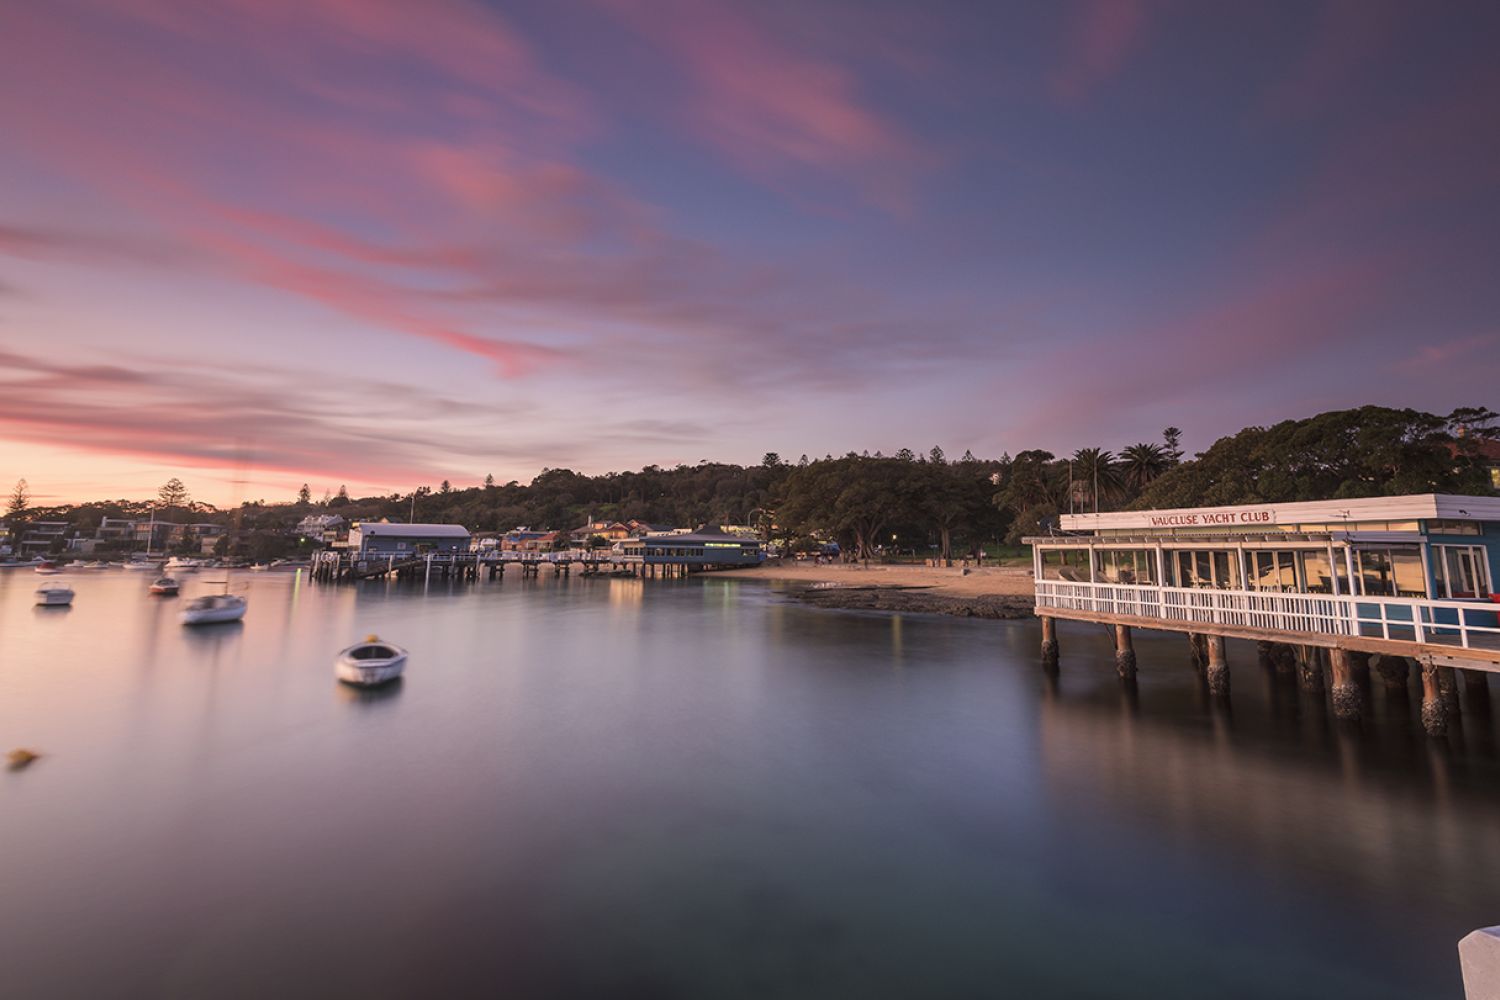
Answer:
179, 593, 247, 625
336, 636, 408, 687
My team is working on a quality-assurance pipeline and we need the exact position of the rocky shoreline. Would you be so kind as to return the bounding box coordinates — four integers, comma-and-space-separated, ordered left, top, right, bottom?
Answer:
787, 584, 1035, 620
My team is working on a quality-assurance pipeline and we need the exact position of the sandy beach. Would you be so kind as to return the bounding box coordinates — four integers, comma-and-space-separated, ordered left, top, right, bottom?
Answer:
704, 560, 1036, 599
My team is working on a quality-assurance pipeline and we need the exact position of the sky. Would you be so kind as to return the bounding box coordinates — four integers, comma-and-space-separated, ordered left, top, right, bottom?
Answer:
2, 0, 1498, 506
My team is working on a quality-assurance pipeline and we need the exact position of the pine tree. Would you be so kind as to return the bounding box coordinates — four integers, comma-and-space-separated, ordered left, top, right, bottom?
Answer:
157, 477, 189, 509
6, 478, 28, 516
297, 483, 312, 505
1163, 427, 1184, 464
484, 474, 496, 490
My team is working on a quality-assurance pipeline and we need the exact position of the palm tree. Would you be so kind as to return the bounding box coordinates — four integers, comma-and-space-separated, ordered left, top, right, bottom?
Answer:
1071, 448, 1122, 512
1120, 443, 1170, 494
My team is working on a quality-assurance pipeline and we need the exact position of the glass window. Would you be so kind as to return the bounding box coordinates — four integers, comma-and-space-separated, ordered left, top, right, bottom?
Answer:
1436, 545, 1492, 599
1357, 549, 1395, 597
1391, 550, 1426, 597
1040, 548, 1091, 581
1427, 519, 1480, 536
1095, 549, 1156, 585
1300, 551, 1335, 594
1211, 551, 1239, 589
1250, 551, 1299, 591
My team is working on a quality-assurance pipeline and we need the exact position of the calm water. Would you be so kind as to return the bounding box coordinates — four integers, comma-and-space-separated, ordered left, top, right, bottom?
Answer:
1, 569, 1496, 998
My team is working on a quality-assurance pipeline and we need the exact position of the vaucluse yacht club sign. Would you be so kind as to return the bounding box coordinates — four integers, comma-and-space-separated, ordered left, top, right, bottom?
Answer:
1148, 508, 1278, 528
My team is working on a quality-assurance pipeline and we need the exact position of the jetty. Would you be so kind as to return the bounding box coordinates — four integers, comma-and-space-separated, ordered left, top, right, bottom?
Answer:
308, 549, 697, 583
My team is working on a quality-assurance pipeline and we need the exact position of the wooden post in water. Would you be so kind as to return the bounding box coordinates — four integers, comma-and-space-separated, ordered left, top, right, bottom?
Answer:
1329, 649, 1361, 721
1372, 654, 1410, 694
1039, 616, 1059, 671
1462, 669, 1491, 707
1205, 634, 1229, 696
1420, 662, 1447, 736
1295, 646, 1324, 693
1437, 666, 1460, 717
1186, 632, 1207, 670
1113, 624, 1136, 681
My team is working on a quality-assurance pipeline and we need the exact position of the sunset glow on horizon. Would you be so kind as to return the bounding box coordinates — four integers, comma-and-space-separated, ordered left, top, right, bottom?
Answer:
3, 0, 1498, 506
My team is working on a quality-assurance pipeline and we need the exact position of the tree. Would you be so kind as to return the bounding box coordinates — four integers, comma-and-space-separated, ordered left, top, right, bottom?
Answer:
297, 483, 312, 505
1120, 443, 1170, 493
1133, 406, 1489, 509
1163, 427, 1184, 464
895, 448, 915, 462
6, 478, 28, 516
1071, 448, 1122, 512
157, 477, 189, 509
929, 446, 946, 465
330, 485, 350, 508
484, 473, 496, 490
439, 480, 452, 495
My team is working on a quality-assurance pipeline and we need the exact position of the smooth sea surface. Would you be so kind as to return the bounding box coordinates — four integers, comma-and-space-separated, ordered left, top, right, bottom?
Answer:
1, 567, 1496, 999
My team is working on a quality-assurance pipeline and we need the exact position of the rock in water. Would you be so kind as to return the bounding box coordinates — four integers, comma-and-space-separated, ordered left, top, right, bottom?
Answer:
7, 748, 41, 770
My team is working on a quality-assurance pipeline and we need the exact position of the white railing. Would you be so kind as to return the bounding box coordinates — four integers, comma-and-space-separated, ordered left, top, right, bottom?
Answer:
1034, 579, 1500, 652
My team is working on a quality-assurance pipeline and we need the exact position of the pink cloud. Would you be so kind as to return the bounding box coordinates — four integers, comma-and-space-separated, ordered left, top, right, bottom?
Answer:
596, 0, 932, 213
1394, 333, 1500, 373
1051, 0, 1150, 105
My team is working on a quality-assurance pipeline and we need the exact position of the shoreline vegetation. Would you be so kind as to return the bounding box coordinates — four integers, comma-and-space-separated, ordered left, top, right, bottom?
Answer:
5, 406, 1495, 569
703, 561, 1037, 619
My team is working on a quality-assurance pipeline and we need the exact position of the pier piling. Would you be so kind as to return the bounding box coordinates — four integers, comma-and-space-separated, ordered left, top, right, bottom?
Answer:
1205, 635, 1229, 696
1420, 662, 1448, 737
1040, 616, 1059, 671
1330, 649, 1362, 721
1113, 624, 1136, 681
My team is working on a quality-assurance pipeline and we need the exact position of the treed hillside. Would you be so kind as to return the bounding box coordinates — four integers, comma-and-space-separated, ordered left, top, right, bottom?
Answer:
6, 406, 1495, 559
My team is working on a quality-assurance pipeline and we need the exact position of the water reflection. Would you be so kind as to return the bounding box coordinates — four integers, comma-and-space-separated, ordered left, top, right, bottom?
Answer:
336, 676, 404, 708
0, 572, 1495, 999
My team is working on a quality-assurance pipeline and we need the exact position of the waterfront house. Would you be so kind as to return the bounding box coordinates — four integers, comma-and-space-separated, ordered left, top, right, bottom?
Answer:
348, 522, 470, 556
500, 529, 559, 552
570, 519, 631, 545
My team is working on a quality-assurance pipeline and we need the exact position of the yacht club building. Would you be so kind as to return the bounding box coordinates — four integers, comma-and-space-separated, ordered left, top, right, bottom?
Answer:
1031, 494, 1498, 601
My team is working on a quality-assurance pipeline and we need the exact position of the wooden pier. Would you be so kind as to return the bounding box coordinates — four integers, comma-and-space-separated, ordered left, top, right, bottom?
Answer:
309, 549, 695, 584
1034, 579, 1500, 734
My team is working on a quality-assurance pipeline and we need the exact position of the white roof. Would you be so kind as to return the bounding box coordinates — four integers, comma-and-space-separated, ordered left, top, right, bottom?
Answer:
1060, 493, 1500, 532
352, 523, 469, 538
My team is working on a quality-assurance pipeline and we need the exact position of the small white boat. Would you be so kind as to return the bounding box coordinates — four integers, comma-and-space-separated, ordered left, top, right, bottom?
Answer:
166, 557, 202, 573
149, 576, 180, 596
336, 636, 408, 687
35, 583, 75, 606
123, 560, 161, 572
250, 563, 269, 572
34, 561, 60, 576
179, 593, 247, 625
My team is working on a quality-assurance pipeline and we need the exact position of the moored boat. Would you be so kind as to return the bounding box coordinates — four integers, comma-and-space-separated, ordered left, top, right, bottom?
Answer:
34, 561, 60, 575
35, 583, 75, 606
148, 576, 180, 596
179, 593, 247, 625
123, 560, 161, 571
335, 636, 408, 687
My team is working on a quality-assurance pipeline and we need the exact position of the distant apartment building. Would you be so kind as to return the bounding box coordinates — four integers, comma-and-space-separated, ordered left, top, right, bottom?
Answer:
295, 513, 345, 545
19, 521, 70, 556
